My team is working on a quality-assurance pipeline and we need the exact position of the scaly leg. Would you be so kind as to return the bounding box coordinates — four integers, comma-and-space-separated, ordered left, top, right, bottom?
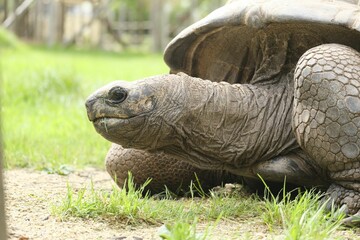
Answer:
293, 43, 360, 223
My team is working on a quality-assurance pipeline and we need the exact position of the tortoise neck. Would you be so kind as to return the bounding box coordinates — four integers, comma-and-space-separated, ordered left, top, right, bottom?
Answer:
164, 74, 298, 170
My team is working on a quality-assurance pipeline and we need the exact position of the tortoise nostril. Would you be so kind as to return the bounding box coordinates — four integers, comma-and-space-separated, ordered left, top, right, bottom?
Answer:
108, 87, 128, 104
85, 97, 97, 110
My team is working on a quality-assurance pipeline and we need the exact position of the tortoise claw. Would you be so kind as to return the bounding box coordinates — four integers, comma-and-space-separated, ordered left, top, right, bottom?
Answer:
341, 213, 360, 226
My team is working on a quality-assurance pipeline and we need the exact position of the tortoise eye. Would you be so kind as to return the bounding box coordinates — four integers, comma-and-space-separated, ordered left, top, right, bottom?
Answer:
108, 87, 128, 103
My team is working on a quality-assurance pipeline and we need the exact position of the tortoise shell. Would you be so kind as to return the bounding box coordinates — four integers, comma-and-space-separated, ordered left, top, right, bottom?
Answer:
164, 0, 360, 85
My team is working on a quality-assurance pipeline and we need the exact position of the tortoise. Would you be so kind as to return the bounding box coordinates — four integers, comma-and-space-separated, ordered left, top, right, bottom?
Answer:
85, 0, 360, 223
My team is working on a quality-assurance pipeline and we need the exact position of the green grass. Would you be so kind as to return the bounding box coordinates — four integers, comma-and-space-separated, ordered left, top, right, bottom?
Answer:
158, 216, 221, 240
262, 188, 345, 239
52, 174, 258, 239
52, 174, 259, 224
1, 46, 168, 169
52, 175, 349, 239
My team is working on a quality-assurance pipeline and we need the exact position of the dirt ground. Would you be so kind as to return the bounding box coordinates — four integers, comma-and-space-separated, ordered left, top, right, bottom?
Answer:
3, 169, 360, 240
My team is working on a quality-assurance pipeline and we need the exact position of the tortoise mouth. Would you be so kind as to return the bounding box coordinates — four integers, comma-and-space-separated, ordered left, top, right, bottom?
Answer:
92, 117, 130, 135
93, 116, 128, 123
92, 115, 145, 132
91, 113, 139, 123
92, 115, 147, 146
92, 116, 133, 128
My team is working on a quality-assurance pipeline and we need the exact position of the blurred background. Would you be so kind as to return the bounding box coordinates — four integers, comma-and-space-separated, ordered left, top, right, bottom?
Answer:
0, 0, 226, 173
0, 0, 226, 52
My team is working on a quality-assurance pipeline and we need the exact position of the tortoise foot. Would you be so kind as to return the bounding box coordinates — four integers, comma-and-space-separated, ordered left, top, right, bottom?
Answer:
326, 183, 360, 225
341, 212, 360, 226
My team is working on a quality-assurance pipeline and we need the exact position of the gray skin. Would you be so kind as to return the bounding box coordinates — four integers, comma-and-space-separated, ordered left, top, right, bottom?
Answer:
86, 0, 360, 223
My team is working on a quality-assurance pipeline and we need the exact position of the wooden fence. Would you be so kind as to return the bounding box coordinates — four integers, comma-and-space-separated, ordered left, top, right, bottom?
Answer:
0, 0, 226, 52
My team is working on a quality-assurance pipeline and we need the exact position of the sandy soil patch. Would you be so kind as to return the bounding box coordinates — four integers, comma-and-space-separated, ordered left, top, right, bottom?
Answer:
5, 169, 159, 240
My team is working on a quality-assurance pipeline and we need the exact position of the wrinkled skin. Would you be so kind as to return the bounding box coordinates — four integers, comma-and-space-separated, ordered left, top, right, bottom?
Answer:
86, 73, 300, 171
86, 43, 360, 224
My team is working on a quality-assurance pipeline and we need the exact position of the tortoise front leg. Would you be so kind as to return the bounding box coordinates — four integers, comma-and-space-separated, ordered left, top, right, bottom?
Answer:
293, 43, 360, 223
105, 144, 233, 194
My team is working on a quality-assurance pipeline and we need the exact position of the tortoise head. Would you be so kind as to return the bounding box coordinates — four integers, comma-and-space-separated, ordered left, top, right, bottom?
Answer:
85, 74, 185, 149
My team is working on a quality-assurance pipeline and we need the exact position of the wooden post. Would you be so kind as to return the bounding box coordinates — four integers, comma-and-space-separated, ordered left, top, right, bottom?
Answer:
150, 0, 159, 52
98, 0, 109, 49
3, 0, 8, 21
34, 0, 43, 42
47, 0, 57, 46
190, 0, 199, 23
118, 1, 127, 36
161, 2, 170, 51
151, 0, 170, 52
0, 153, 6, 240
57, 1, 66, 43
2, 0, 35, 29
0, 70, 7, 240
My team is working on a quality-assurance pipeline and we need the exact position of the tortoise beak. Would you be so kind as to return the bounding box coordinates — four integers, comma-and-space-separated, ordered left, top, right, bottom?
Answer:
85, 96, 98, 121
